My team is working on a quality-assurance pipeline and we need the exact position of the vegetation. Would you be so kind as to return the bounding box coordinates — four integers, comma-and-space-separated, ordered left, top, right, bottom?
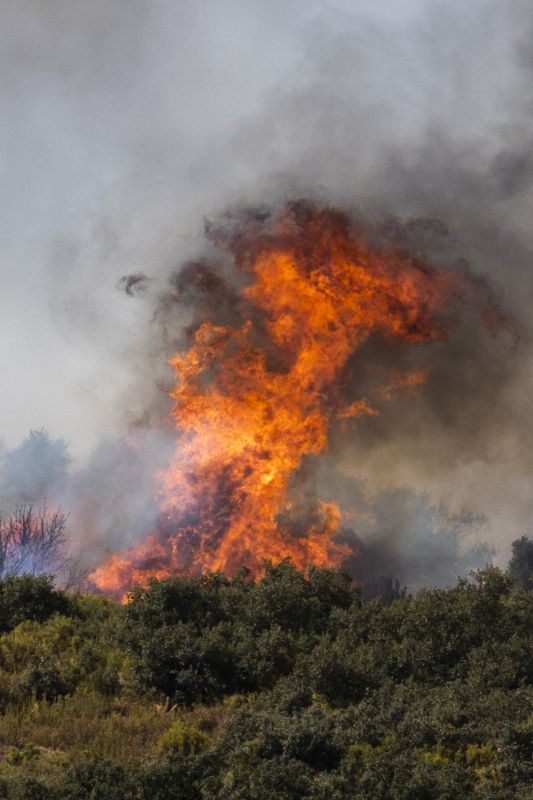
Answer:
0, 506, 70, 580
0, 544, 532, 798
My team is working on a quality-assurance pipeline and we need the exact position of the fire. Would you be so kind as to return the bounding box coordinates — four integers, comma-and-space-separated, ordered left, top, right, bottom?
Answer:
380, 368, 429, 401
90, 203, 464, 599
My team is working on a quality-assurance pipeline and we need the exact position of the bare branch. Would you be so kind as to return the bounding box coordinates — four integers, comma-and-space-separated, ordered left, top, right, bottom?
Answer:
0, 504, 70, 579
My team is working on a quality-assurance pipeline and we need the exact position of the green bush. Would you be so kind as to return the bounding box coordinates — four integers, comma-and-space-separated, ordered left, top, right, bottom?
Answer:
60, 761, 140, 800
0, 575, 70, 634
0, 564, 531, 794
157, 720, 211, 756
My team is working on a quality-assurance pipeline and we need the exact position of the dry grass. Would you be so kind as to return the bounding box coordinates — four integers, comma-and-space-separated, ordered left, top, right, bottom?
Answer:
0, 691, 236, 784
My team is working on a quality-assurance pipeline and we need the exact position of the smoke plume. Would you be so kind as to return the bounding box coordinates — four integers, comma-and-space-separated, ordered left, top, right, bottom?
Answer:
2, 2, 533, 586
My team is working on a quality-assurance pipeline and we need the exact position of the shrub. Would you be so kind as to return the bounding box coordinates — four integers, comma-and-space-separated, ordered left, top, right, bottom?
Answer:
0, 575, 70, 634
157, 721, 211, 756
140, 759, 202, 800
60, 761, 140, 800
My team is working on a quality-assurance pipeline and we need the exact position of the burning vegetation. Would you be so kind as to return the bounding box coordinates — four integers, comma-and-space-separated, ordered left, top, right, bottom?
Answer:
90, 202, 472, 599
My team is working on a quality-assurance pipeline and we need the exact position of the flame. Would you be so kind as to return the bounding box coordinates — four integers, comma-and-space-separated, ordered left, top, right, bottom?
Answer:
90, 203, 464, 599
380, 368, 429, 401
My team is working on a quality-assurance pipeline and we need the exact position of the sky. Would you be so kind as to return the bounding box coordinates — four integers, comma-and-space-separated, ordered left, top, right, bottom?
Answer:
2, 0, 533, 567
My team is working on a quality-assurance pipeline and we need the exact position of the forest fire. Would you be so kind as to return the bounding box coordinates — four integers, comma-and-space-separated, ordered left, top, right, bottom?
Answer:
90, 203, 465, 599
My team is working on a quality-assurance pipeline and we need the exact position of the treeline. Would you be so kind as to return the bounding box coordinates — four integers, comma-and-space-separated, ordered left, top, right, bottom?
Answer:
0, 542, 532, 798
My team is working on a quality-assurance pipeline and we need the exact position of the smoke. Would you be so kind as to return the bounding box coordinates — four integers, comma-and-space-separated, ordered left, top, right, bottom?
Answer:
3, 1, 533, 580
132, 201, 496, 588
320, 463, 492, 590
118, 273, 151, 297
0, 429, 173, 572
0, 431, 70, 509
0, 428, 492, 589
347, 489, 491, 591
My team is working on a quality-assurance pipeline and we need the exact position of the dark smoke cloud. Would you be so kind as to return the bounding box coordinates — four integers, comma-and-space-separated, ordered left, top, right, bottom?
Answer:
345, 488, 491, 591
220, 2, 533, 564
316, 461, 492, 590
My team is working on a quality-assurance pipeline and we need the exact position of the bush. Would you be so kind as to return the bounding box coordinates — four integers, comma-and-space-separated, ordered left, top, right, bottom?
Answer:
60, 761, 140, 800
157, 721, 211, 756
0, 575, 70, 634
0, 776, 57, 800
140, 759, 202, 800
0, 565, 532, 794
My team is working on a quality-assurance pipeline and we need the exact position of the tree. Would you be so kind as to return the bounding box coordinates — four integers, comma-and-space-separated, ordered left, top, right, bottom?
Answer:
508, 536, 533, 591
0, 573, 70, 633
0, 504, 69, 578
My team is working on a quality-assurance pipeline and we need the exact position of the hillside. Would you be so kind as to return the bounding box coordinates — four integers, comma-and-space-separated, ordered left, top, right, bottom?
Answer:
0, 562, 531, 799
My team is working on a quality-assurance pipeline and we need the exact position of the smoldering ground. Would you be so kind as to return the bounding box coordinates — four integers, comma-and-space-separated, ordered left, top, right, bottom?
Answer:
2, 2, 533, 580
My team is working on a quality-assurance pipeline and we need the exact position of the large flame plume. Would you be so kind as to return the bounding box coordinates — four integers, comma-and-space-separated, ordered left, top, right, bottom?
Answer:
90, 203, 466, 598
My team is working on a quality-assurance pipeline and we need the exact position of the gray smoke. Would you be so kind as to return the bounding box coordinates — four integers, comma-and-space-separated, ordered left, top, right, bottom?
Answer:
118, 273, 151, 297
2, 1, 533, 582
0, 431, 70, 509
0, 429, 173, 573
0, 428, 492, 589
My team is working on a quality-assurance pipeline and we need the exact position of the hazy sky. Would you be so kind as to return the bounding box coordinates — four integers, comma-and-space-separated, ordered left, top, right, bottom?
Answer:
2, 1, 533, 562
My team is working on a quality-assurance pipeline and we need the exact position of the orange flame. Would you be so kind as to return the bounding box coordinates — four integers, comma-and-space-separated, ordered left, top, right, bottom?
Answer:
90, 204, 464, 599
380, 368, 429, 401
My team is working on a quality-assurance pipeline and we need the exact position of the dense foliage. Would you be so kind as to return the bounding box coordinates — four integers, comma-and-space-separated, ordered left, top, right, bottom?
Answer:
0, 553, 532, 798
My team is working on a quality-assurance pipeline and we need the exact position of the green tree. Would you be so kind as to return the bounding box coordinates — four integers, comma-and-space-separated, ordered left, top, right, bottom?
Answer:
0, 574, 70, 633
